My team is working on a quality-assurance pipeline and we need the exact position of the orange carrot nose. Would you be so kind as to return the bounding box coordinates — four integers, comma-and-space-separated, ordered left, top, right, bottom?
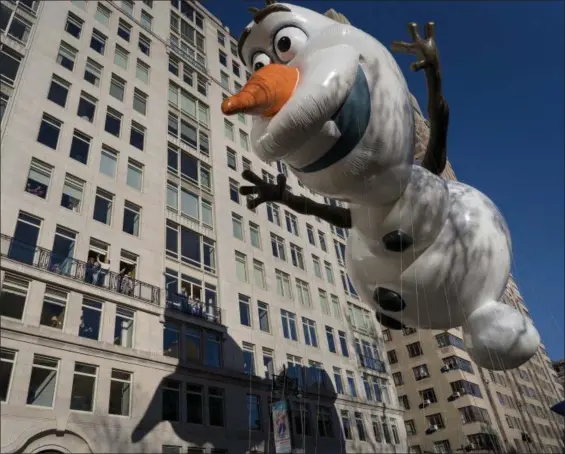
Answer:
221, 64, 299, 119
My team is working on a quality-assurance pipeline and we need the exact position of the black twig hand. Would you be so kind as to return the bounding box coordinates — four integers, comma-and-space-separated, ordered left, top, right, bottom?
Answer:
391, 22, 439, 73
239, 169, 287, 210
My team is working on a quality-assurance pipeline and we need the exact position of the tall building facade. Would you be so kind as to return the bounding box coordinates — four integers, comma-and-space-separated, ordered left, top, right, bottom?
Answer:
0, 1, 405, 453
553, 360, 565, 387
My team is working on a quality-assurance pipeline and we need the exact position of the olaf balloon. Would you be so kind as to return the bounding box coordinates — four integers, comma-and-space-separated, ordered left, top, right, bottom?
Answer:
222, 1, 540, 370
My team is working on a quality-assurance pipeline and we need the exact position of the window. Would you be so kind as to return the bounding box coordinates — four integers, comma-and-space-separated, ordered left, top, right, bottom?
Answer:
229, 178, 239, 203
40, 288, 67, 329
387, 350, 398, 364
27, 355, 59, 407
138, 34, 151, 55
243, 342, 255, 375
407, 341, 423, 358
123, 201, 141, 236
271, 233, 286, 260
247, 394, 262, 430
163, 322, 180, 358
331, 294, 342, 319
77, 92, 97, 123
109, 75, 126, 102
65, 12, 83, 38
253, 260, 266, 289
355, 412, 367, 441
306, 224, 315, 245
399, 395, 410, 410
435, 332, 465, 350
420, 387, 438, 404
382, 329, 392, 342
324, 262, 335, 284
239, 130, 249, 151
169, 55, 179, 76
443, 355, 474, 374
90, 29, 107, 54
413, 364, 430, 381
70, 363, 97, 412
186, 384, 203, 424
164, 222, 216, 273
0, 349, 16, 402
217, 31, 225, 46
275, 269, 292, 299
69, 130, 91, 164
0, 47, 22, 85
126, 159, 143, 190
84, 58, 102, 86
235, 251, 248, 283
6, 10, 31, 44
285, 212, 299, 236
281, 310, 298, 341
140, 11, 152, 30
95, 3, 111, 27
197, 75, 207, 95
57, 42, 77, 71
10, 212, 41, 265
227, 148, 237, 170
302, 317, 318, 347
99, 146, 118, 178
239, 293, 251, 326
460, 406, 491, 424
341, 410, 352, 439
318, 231, 327, 251
288, 245, 306, 274
162, 379, 180, 421
296, 279, 312, 307
0, 274, 29, 320
219, 51, 227, 67
242, 157, 251, 171
103, 109, 122, 138
433, 440, 451, 454
47, 74, 71, 107
224, 119, 234, 140
121, 0, 134, 16
114, 307, 134, 347
108, 370, 131, 416
392, 372, 403, 386
426, 413, 445, 430
258, 301, 270, 332
25, 158, 52, 199
249, 222, 261, 249
133, 89, 147, 115
346, 371, 357, 397
266, 202, 281, 226
338, 330, 349, 356
93, 188, 113, 225
117, 19, 131, 41
232, 61, 240, 77
114, 45, 129, 70
312, 255, 322, 278
450, 380, 483, 398
209, 387, 225, 426
136, 59, 149, 84
232, 213, 244, 240
58, 174, 83, 212
130, 121, 145, 150
37, 113, 62, 149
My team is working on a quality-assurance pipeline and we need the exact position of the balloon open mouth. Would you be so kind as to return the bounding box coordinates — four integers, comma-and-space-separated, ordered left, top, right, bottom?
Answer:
221, 64, 299, 119
289, 64, 371, 174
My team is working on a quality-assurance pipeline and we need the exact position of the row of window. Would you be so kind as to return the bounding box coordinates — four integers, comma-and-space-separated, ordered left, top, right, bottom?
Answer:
10, 212, 142, 283
165, 220, 216, 274
497, 391, 550, 420
1, 272, 136, 346
1, 350, 133, 415
72, 0, 153, 33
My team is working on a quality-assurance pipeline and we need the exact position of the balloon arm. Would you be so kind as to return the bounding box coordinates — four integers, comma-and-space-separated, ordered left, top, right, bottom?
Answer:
421, 62, 449, 176
281, 192, 353, 229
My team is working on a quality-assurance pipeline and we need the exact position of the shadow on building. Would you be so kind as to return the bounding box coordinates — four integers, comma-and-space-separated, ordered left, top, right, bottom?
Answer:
127, 306, 383, 453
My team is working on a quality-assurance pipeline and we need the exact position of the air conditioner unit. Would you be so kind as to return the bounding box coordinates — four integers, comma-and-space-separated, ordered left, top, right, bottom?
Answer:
428, 424, 438, 433
452, 391, 461, 398
441, 365, 450, 373
423, 399, 431, 406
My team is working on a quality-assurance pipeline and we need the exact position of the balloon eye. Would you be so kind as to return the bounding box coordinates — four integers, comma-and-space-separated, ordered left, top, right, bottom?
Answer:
277, 36, 291, 53
254, 62, 265, 71
251, 53, 271, 72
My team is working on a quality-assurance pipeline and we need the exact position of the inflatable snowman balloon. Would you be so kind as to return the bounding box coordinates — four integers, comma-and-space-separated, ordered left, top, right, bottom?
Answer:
222, 1, 540, 370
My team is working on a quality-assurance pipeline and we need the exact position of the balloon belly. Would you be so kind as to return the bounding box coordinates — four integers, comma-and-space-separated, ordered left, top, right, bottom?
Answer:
346, 180, 512, 330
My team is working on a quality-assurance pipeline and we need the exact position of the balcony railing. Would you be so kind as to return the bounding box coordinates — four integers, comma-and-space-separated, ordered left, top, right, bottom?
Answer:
359, 355, 387, 373
1, 234, 160, 305
165, 292, 221, 325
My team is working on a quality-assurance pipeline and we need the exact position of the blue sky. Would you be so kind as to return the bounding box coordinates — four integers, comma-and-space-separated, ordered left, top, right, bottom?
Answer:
203, 1, 564, 360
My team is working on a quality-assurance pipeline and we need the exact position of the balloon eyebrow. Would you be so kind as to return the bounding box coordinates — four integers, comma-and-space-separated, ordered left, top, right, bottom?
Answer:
238, 4, 291, 65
